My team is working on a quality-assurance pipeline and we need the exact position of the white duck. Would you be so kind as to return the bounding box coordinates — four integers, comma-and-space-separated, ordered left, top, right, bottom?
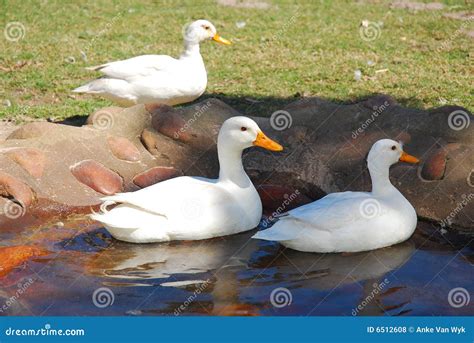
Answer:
252, 139, 420, 253
73, 20, 231, 106
90, 116, 283, 243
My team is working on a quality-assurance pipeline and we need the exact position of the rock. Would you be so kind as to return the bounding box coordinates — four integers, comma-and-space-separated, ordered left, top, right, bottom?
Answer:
0, 171, 34, 206
133, 167, 183, 188
107, 136, 141, 162
420, 147, 447, 180
257, 184, 312, 213
0, 246, 50, 278
7, 122, 56, 140
86, 107, 124, 131
0, 121, 17, 142
362, 94, 398, 110
6, 148, 46, 178
70, 160, 123, 195
150, 105, 191, 142
0, 97, 471, 232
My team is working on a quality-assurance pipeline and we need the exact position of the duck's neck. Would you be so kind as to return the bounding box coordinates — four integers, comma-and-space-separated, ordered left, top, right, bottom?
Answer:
217, 142, 251, 187
180, 41, 201, 59
368, 161, 396, 196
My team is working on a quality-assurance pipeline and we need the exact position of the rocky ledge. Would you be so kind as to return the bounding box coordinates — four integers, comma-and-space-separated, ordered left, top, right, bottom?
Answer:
0, 96, 472, 232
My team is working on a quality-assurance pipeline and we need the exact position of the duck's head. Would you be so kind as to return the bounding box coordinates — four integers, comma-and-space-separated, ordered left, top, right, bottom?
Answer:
183, 20, 231, 45
368, 139, 419, 170
218, 116, 283, 152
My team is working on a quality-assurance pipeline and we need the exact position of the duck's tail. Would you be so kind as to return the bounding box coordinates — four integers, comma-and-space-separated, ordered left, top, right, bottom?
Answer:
252, 221, 297, 242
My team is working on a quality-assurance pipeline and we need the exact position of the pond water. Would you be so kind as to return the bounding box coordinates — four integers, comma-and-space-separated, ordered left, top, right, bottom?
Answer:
1, 217, 473, 316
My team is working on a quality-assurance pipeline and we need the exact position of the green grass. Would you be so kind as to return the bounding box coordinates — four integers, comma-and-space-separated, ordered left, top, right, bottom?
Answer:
0, 0, 472, 121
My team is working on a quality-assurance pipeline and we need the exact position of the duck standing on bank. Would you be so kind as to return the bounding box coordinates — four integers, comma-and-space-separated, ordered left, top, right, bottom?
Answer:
91, 116, 283, 243
73, 20, 231, 106
253, 139, 420, 253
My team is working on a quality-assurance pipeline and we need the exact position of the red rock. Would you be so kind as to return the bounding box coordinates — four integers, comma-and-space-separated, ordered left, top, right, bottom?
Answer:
107, 136, 141, 162
6, 148, 46, 178
257, 184, 312, 212
0, 246, 49, 278
133, 167, 182, 188
70, 160, 123, 195
140, 128, 160, 155
0, 171, 34, 206
150, 106, 192, 142
421, 148, 448, 180
396, 132, 411, 144
144, 103, 168, 113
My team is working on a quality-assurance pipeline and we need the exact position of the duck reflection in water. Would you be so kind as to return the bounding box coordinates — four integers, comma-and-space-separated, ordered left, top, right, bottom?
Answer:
86, 229, 414, 316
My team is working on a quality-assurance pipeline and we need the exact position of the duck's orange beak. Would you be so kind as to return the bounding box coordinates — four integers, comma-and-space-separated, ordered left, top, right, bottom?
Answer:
399, 151, 420, 164
253, 131, 283, 152
212, 34, 232, 45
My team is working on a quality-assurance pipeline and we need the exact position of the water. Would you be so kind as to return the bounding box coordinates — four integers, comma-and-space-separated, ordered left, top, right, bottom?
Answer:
1, 217, 472, 316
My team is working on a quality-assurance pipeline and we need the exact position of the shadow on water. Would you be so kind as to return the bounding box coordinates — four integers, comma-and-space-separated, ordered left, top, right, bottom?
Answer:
1, 217, 472, 316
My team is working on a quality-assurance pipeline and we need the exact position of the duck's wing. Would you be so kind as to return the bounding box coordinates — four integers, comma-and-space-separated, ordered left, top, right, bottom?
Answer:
99, 176, 215, 216
284, 191, 375, 231
253, 192, 376, 242
87, 54, 178, 80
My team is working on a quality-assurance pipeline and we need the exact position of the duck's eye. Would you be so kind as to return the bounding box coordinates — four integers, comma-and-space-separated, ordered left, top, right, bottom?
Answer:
241, 127, 247, 132
391, 145, 397, 151
203, 25, 210, 30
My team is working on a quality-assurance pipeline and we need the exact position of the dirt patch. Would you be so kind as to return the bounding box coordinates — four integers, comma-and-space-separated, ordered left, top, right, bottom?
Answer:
443, 11, 474, 21
390, 1, 444, 11
217, 0, 272, 10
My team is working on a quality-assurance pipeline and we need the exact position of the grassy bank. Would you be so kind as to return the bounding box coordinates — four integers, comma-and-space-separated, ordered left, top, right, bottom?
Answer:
0, 0, 472, 120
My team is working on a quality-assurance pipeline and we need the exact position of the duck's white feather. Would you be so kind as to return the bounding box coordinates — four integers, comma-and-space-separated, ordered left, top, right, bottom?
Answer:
73, 20, 228, 106
90, 116, 281, 244
253, 139, 418, 253
91, 175, 259, 243
87, 55, 177, 79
